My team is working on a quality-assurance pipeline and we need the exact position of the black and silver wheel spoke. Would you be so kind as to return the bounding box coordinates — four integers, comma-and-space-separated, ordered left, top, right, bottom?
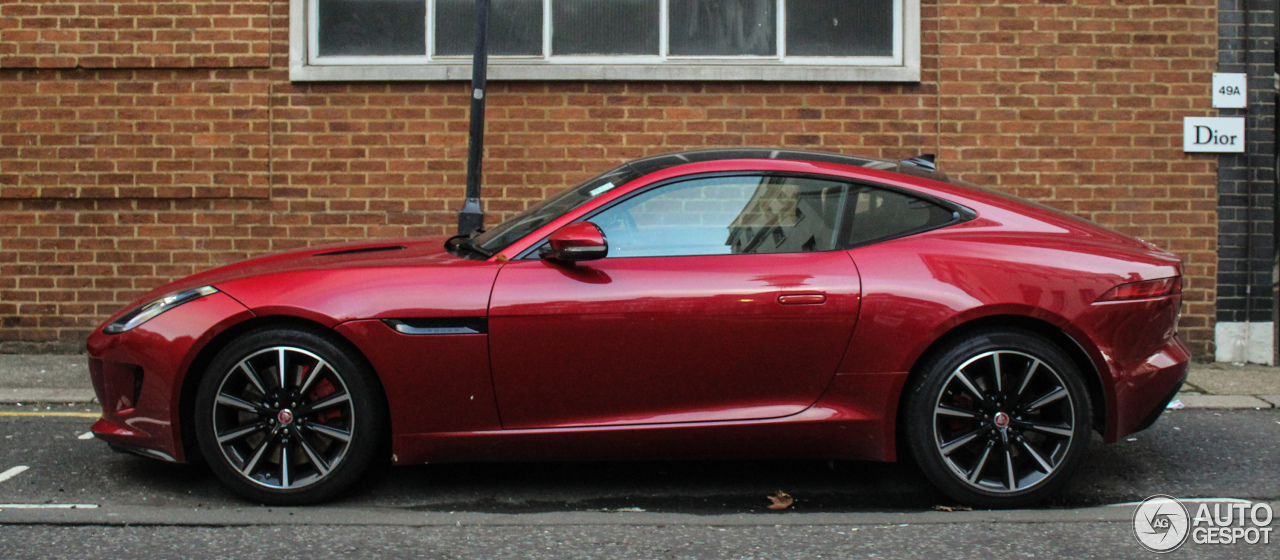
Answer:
217, 393, 263, 414
217, 421, 268, 444
935, 404, 979, 419
952, 370, 988, 406
933, 350, 1075, 494
240, 430, 276, 476
238, 360, 267, 394
1004, 448, 1017, 491
302, 392, 351, 415
304, 422, 352, 443
990, 353, 1003, 393
1018, 421, 1073, 438
212, 346, 355, 491
296, 429, 332, 476
1025, 387, 1067, 411
277, 348, 289, 390
1014, 358, 1039, 399
280, 443, 292, 488
968, 440, 995, 484
1019, 438, 1055, 473
299, 362, 327, 395
940, 427, 987, 456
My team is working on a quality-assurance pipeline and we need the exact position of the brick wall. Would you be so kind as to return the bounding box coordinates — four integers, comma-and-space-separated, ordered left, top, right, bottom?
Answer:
0, 0, 271, 69
0, 69, 272, 200
0, 0, 1221, 354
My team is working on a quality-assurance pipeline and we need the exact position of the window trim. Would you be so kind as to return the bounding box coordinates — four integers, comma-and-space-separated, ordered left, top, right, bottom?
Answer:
513, 171, 973, 260
289, 0, 921, 82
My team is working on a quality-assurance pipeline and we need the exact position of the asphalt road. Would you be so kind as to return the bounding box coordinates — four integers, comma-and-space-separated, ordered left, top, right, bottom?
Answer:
0, 406, 1277, 558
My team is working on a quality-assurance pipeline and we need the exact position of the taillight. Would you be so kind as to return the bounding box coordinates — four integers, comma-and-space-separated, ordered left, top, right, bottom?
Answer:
1096, 276, 1182, 302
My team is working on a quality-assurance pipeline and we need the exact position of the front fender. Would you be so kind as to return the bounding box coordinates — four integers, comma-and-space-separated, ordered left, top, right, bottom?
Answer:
87, 291, 254, 462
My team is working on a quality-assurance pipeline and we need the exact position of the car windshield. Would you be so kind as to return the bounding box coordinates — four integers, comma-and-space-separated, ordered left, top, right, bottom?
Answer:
471, 164, 642, 254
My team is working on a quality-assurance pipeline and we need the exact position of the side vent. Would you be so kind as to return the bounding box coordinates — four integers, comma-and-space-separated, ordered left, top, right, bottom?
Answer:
383, 318, 488, 335
313, 245, 407, 257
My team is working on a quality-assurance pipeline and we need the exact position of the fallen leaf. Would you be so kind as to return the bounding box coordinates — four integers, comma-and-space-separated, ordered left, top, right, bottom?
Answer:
767, 490, 794, 510
932, 505, 973, 512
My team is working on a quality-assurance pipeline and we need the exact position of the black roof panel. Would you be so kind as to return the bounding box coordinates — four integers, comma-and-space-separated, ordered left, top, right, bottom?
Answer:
624, 148, 947, 181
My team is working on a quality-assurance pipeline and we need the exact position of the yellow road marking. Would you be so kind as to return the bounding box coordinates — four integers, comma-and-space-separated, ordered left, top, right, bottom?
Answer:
0, 412, 99, 418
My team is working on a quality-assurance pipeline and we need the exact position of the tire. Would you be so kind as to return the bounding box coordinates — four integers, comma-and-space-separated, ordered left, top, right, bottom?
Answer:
194, 326, 386, 505
904, 328, 1092, 509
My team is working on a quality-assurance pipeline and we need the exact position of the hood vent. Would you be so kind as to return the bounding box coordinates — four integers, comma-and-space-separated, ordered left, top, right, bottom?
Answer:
313, 245, 407, 257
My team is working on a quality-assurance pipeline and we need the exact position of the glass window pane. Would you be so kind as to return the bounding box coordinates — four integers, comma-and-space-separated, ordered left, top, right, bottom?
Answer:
436, 0, 543, 56
846, 186, 953, 246
786, 0, 893, 57
317, 0, 427, 57
669, 0, 775, 56
593, 176, 851, 258
553, 0, 660, 56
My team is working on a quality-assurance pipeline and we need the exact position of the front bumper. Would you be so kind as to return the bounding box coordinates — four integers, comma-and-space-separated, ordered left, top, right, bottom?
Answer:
87, 291, 253, 462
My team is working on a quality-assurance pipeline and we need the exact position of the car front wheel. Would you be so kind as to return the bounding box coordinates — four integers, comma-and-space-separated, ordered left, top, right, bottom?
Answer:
905, 328, 1093, 509
194, 327, 385, 505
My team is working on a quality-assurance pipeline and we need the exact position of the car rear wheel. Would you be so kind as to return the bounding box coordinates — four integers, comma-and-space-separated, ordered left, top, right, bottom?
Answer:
904, 329, 1093, 509
194, 327, 385, 505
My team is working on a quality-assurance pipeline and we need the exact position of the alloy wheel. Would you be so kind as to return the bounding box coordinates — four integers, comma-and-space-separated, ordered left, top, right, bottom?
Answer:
931, 350, 1076, 493
210, 346, 355, 490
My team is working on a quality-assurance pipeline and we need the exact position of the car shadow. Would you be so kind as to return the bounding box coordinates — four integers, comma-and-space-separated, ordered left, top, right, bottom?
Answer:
101, 410, 1280, 512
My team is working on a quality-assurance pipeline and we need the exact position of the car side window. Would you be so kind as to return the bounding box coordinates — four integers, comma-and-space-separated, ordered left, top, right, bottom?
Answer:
846, 186, 955, 246
592, 175, 852, 258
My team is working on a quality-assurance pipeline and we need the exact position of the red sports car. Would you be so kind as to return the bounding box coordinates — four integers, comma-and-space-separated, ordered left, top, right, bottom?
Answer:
87, 149, 1188, 508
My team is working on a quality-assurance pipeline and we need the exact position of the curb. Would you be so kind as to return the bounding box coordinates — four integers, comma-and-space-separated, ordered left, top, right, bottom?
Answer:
0, 500, 1275, 528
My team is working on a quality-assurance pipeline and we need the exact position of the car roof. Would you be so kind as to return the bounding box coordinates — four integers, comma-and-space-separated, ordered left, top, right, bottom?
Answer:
624, 148, 950, 182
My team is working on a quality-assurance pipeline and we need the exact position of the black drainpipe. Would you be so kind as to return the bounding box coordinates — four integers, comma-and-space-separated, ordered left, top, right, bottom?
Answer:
1242, 0, 1256, 353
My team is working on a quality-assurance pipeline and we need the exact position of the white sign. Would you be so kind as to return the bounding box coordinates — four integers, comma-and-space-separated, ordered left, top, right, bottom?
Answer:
1212, 73, 1247, 108
1183, 117, 1245, 153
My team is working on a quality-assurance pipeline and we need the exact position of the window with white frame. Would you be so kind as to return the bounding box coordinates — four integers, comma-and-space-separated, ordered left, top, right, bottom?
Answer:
291, 0, 919, 81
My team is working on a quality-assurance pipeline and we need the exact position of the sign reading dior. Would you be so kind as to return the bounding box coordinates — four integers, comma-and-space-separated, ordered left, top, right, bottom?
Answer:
1184, 117, 1245, 153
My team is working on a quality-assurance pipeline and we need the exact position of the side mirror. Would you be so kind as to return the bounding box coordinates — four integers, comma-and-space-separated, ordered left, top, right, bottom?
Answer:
539, 222, 608, 262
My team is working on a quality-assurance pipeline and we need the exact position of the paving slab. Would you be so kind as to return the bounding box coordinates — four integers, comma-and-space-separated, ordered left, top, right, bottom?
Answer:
0, 388, 96, 404
1186, 362, 1280, 395
1173, 393, 1273, 409
0, 354, 88, 390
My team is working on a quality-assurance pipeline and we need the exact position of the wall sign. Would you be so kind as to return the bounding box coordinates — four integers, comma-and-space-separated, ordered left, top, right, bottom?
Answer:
1212, 73, 1247, 108
1183, 117, 1245, 153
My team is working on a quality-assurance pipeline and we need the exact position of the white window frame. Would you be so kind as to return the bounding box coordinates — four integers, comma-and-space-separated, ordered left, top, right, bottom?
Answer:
289, 0, 920, 82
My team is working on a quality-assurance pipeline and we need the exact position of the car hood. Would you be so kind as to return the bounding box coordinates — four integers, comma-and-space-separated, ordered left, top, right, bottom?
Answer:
183, 237, 463, 286
112, 237, 501, 327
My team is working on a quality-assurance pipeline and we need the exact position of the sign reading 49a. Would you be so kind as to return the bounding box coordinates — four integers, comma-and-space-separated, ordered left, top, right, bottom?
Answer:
1213, 73, 1248, 109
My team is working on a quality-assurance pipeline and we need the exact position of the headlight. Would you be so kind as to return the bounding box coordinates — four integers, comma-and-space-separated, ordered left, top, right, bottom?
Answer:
103, 286, 219, 334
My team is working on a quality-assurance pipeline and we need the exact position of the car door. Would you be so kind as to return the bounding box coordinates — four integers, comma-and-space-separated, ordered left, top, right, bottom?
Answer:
487, 174, 863, 429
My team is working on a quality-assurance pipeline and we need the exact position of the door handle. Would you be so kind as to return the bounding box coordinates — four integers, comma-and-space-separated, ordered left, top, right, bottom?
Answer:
778, 293, 827, 305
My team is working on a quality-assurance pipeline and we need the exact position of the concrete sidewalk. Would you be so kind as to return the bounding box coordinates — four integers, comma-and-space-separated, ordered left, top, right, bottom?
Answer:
1, 354, 1278, 408
0, 354, 94, 404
